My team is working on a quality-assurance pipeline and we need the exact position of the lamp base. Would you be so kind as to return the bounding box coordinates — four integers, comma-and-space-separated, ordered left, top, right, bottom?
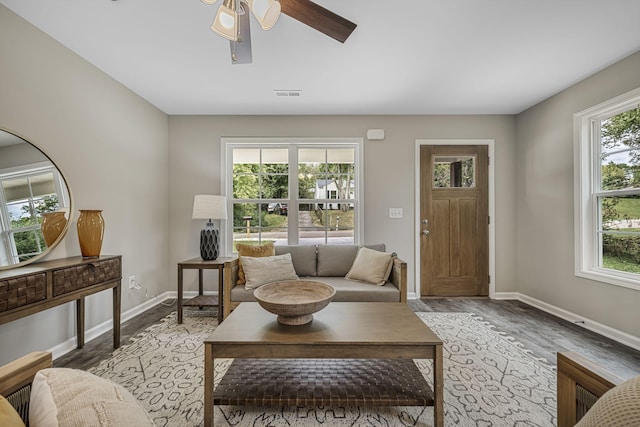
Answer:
200, 227, 220, 261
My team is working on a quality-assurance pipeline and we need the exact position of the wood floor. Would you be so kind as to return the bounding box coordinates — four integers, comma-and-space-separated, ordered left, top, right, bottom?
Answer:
56, 298, 640, 380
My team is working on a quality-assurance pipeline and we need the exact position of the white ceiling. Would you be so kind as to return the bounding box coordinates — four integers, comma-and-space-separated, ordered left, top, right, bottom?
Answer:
2, 0, 640, 115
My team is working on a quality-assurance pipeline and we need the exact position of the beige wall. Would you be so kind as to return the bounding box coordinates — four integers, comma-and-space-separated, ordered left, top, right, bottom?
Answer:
0, 6, 169, 365
516, 51, 640, 338
168, 115, 518, 297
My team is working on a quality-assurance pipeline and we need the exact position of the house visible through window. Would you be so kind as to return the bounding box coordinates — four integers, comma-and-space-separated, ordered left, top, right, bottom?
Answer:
575, 88, 640, 290
223, 138, 362, 252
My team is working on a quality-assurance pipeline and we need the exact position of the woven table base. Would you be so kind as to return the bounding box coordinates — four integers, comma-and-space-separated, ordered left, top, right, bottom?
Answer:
214, 359, 434, 407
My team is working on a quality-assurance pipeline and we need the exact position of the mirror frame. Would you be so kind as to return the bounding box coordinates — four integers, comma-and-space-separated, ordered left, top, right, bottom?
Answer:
0, 126, 74, 270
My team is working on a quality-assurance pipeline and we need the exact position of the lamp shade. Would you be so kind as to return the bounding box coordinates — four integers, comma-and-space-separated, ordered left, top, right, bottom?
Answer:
248, 0, 281, 30
211, 0, 239, 41
192, 195, 227, 220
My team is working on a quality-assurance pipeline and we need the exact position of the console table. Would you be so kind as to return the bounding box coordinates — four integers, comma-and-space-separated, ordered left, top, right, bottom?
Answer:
0, 255, 122, 349
177, 256, 236, 324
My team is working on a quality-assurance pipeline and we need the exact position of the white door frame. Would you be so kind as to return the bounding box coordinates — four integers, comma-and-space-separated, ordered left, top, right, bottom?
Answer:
414, 139, 496, 298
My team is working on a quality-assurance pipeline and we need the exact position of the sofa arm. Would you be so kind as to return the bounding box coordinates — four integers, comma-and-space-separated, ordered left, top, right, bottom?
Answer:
223, 258, 240, 319
389, 257, 407, 303
557, 351, 623, 427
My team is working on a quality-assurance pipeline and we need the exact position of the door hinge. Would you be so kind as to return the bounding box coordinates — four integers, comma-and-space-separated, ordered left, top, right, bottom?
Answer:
488, 156, 490, 166
488, 216, 490, 225
488, 275, 491, 284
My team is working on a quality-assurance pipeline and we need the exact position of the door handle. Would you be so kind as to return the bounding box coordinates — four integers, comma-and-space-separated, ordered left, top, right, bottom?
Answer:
422, 230, 430, 236
422, 219, 428, 225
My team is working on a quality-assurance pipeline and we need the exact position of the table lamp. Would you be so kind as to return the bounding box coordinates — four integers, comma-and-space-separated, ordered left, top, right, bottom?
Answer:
192, 194, 227, 260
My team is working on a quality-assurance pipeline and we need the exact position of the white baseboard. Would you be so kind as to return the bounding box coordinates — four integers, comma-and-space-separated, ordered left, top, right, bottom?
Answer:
496, 292, 640, 352
492, 292, 519, 300
48, 291, 175, 360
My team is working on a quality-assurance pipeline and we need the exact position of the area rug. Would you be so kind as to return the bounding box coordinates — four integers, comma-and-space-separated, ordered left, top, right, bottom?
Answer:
88, 311, 557, 426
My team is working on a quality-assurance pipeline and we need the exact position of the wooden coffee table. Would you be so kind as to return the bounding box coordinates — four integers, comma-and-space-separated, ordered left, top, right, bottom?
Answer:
203, 302, 443, 427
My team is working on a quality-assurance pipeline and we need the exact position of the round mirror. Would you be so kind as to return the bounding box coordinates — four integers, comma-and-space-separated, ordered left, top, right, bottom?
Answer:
0, 127, 73, 270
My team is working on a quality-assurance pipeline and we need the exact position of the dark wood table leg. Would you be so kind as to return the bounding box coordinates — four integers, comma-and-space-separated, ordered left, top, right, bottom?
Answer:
434, 343, 444, 427
217, 267, 224, 322
113, 283, 121, 348
199, 269, 204, 309
204, 343, 214, 427
76, 297, 85, 348
178, 265, 184, 324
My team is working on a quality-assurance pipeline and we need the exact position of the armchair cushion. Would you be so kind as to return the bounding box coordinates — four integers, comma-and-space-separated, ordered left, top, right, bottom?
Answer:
29, 368, 154, 427
576, 374, 640, 427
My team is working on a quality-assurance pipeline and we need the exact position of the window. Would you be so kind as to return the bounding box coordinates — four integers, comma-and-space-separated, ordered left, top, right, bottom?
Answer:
0, 163, 68, 263
223, 138, 363, 252
575, 88, 640, 290
433, 155, 476, 188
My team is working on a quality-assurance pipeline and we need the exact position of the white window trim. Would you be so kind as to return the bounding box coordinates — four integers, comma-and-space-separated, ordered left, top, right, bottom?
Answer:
221, 137, 364, 255
574, 87, 640, 291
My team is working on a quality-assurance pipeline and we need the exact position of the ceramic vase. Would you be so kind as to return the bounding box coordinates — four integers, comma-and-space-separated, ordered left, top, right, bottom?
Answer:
41, 211, 67, 247
77, 210, 104, 258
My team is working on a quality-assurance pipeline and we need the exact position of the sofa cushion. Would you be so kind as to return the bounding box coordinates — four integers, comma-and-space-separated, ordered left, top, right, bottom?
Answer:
29, 368, 154, 427
231, 277, 400, 303
304, 277, 400, 302
0, 395, 24, 427
241, 253, 299, 290
317, 245, 359, 276
576, 374, 640, 427
274, 245, 317, 276
316, 244, 387, 277
236, 242, 275, 285
346, 247, 394, 285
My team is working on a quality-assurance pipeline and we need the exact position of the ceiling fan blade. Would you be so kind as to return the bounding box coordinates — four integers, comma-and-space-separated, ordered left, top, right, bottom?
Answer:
279, 0, 357, 43
229, 7, 252, 64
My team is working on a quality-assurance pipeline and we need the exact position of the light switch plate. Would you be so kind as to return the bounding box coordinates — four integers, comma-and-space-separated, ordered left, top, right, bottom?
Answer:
389, 208, 403, 219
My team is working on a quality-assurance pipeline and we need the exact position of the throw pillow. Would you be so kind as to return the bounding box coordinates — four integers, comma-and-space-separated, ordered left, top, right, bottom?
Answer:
29, 368, 155, 427
236, 242, 275, 285
241, 253, 299, 290
0, 395, 25, 427
345, 246, 394, 286
575, 374, 640, 427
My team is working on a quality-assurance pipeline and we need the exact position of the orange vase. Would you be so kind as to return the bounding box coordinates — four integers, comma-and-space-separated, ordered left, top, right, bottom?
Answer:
41, 211, 68, 247
77, 210, 104, 258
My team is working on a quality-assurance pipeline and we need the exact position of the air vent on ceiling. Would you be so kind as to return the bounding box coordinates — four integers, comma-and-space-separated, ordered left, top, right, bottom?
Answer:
274, 90, 302, 97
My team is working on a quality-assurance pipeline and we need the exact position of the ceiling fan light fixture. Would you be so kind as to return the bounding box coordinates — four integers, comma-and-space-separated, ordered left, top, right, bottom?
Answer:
211, 0, 239, 41
248, 0, 280, 30
200, 0, 218, 4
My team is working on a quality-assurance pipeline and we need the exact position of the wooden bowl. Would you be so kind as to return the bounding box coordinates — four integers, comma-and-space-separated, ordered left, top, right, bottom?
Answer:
253, 280, 336, 325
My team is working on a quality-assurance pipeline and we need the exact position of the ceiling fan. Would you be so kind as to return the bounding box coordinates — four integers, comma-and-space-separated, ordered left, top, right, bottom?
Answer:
201, 0, 357, 64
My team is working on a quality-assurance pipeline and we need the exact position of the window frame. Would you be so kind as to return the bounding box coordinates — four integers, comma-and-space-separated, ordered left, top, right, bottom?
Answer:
221, 137, 364, 253
0, 161, 69, 263
574, 87, 640, 291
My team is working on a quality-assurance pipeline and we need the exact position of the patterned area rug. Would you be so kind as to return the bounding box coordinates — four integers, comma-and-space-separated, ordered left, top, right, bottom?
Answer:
89, 311, 557, 426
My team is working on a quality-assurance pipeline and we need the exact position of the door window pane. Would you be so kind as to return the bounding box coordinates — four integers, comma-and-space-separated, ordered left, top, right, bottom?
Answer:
433, 156, 476, 188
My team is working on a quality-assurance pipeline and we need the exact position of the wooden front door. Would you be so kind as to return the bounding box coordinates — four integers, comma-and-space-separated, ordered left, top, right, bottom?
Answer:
420, 145, 489, 296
